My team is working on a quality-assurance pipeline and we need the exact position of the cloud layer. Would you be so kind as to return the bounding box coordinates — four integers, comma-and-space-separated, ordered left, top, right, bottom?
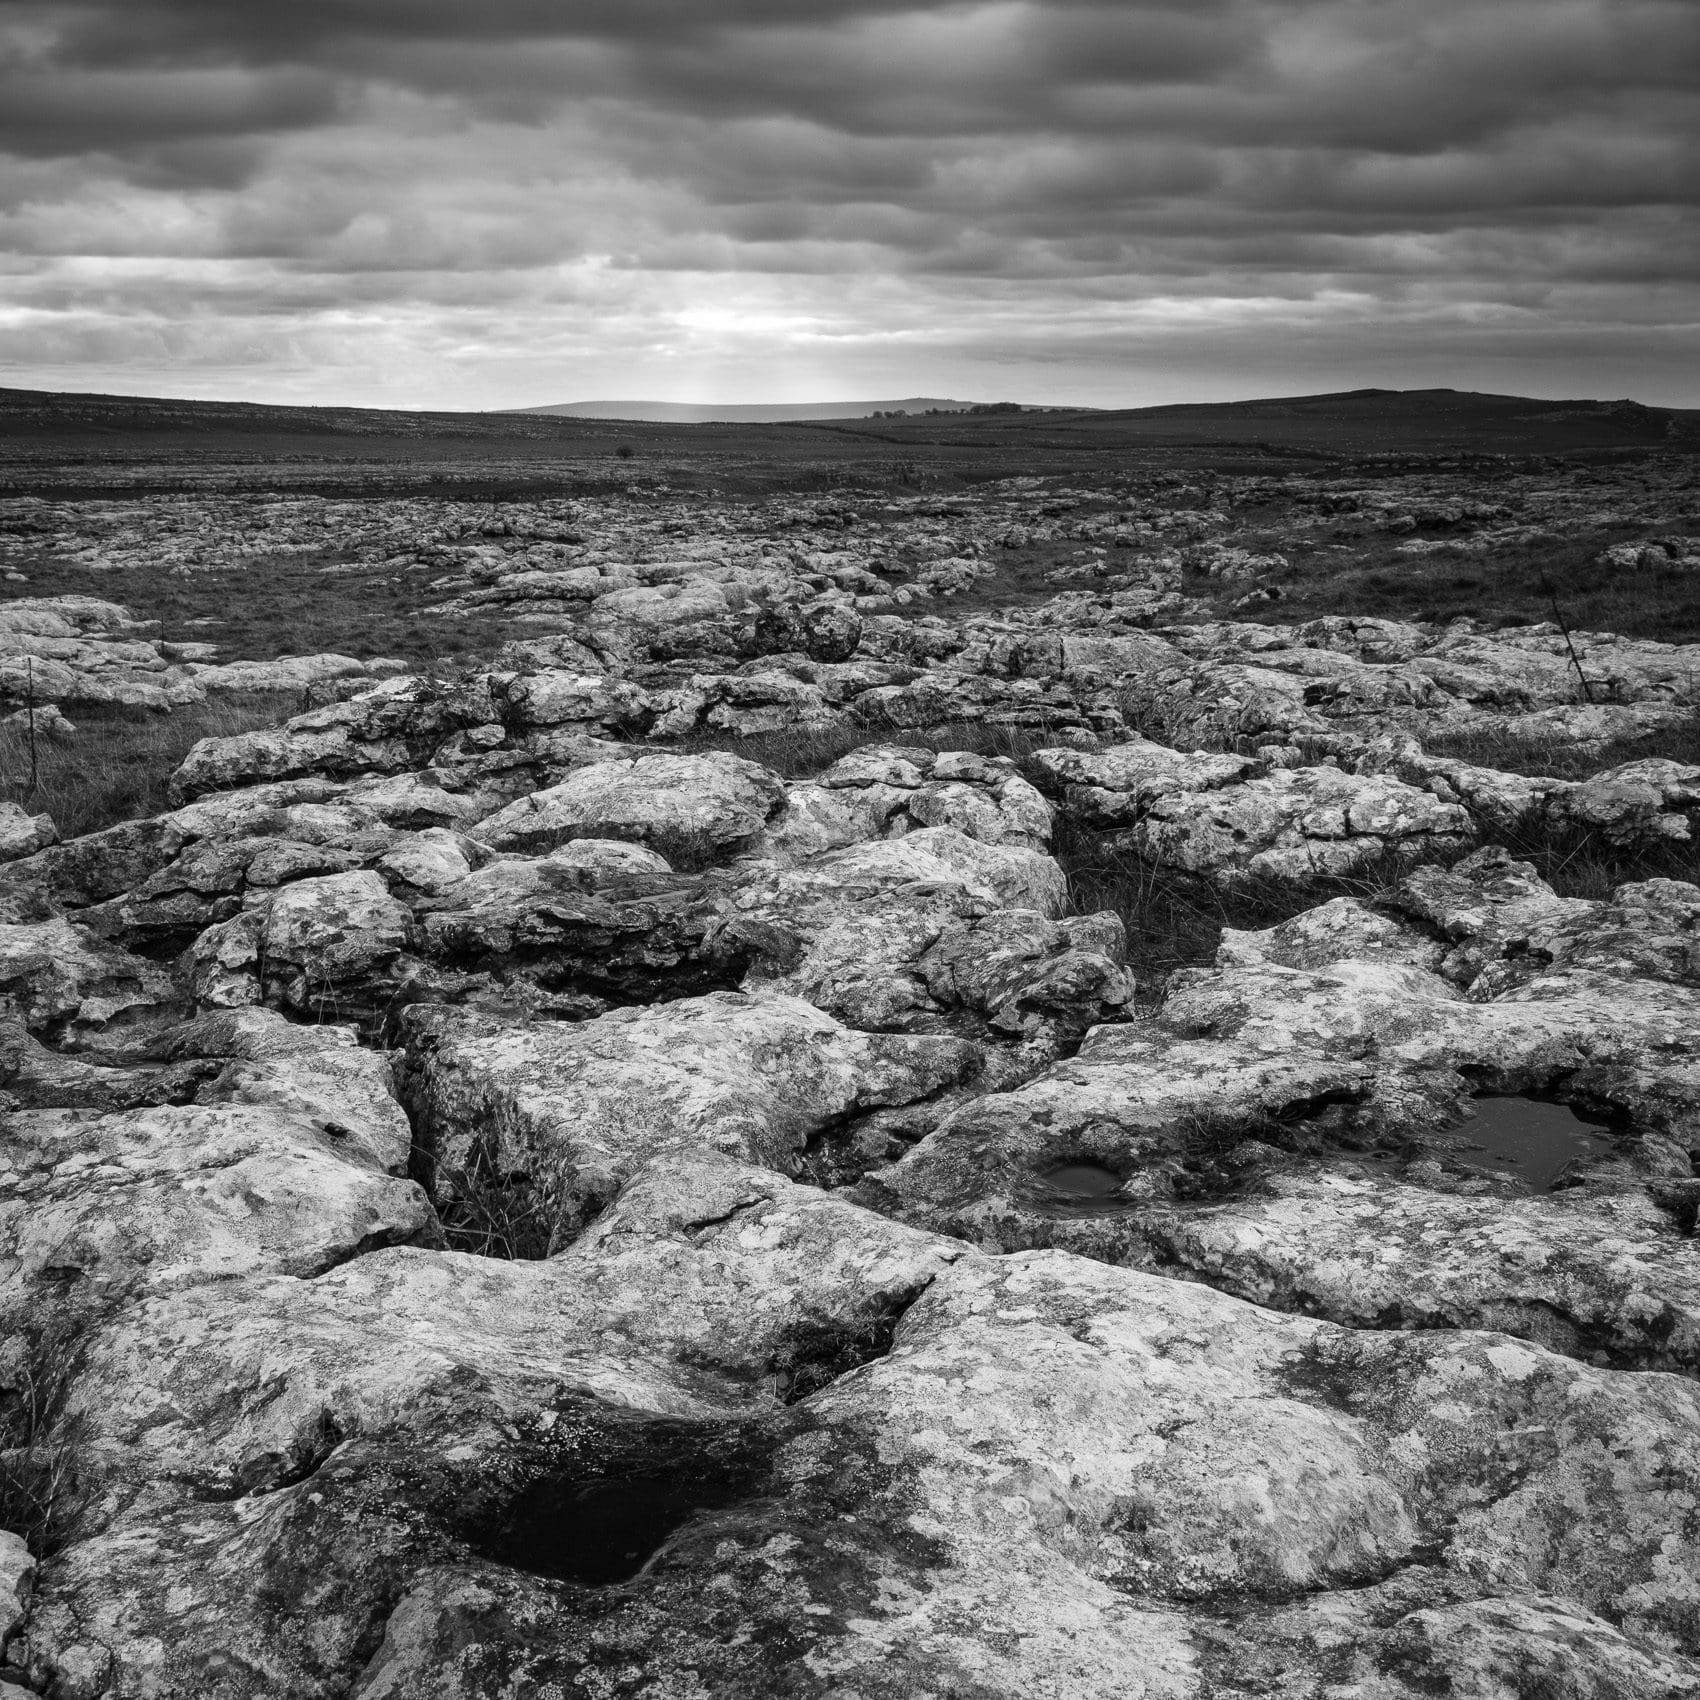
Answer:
1, 0, 1694, 407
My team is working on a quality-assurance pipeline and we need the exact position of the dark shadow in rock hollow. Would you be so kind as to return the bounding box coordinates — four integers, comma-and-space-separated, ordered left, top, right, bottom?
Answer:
475, 1473, 731, 1586
1457, 1094, 1619, 1190
456, 1400, 777, 1588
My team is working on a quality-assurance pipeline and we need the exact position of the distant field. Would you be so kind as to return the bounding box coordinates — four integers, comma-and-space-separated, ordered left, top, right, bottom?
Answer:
3, 382, 1696, 665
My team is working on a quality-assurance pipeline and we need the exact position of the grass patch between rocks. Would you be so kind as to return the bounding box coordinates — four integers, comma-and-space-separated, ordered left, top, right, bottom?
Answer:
0, 692, 301, 839
0, 1316, 85, 1557
1050, 820, 1405, 985
1481, 817, 1700, 901
1186, 528, 1700, 646
1423, 718, 1700, 780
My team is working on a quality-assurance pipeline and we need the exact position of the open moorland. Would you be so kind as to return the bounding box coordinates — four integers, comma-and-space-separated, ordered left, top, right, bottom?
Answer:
2, 385, 1699, 1698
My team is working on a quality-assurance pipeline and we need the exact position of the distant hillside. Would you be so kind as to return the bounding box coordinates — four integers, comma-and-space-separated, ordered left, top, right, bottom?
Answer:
0, 386, 1691, 496
971, 387, 1699, 454
509, 398, 987, 423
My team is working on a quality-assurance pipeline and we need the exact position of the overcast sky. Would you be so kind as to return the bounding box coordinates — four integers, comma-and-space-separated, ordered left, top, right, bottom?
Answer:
0, 0, 1694, 409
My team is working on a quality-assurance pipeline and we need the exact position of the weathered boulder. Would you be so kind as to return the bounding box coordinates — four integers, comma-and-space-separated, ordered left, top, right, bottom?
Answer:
812, 824, 1068, 915
805, 741, 1054, 849
1042, 739, 1480, 885
0, 1101, 434, 1330
719, 827, 1112, 1038
474, 751, 785, 862
1034, 737, 1262, 826
412, 857, 726, 1015
1550, 756, 1700, 845
374, 828, 477, 896
1130, 762, 1473, 886
488, 669, 653, 733
1362, 733, 1700, 847
0, 918, 172, 1040
188, 653, 403, 696
751, 593, 862, 662
1389, 847, 1700, 995
0, 803, 56, 862
156, 1006, 416, 1172
259, 870, 415, 1022
169, 676, 501, 802
403, 990, 979, 1234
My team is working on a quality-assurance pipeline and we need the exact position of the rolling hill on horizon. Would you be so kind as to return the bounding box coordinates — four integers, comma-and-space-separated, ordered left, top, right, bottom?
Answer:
0, 385, 1692, 483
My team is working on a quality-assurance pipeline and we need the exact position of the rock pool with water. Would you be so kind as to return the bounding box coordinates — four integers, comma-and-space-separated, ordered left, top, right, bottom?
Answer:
1456, 1094, 1620, 1189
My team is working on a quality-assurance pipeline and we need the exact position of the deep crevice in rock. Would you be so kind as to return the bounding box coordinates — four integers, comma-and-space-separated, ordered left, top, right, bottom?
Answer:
764, 1278, 935, 1405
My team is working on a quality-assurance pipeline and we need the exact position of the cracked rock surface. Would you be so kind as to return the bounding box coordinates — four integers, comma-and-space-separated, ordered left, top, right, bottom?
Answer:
3, 461, 1700, 1697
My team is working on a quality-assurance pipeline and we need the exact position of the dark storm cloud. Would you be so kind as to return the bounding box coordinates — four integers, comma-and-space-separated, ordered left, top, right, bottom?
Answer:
0, 0, 1694, 405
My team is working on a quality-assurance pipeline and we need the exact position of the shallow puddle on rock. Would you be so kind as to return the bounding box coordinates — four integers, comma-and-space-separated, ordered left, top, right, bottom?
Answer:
1030, 1161, 1137, 1216
1459, 1096, 1617, 1189
1042, 1162, 1124, 1197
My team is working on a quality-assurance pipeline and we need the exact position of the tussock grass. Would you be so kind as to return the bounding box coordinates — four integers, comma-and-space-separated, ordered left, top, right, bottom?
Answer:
0, 1316, 85, 1556
1481, 817, 1699, 901
0, 692, 300, 839
1051, 819, 1406, 986
413, 1140, 587, 1262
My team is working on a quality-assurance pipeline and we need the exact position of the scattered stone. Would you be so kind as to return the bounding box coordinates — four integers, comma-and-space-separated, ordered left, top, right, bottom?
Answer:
0, 802, 56, 862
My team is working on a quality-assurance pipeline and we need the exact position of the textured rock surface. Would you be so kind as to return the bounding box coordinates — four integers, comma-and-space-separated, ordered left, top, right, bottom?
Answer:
475, 751, 787, 859
0, 804, 55, 863
4, 462, 1700, 1697
875, 849, 1700, 1373
0, 595, 401, 712
15, 1153, 1700, 1699
404, 990, 978, 1231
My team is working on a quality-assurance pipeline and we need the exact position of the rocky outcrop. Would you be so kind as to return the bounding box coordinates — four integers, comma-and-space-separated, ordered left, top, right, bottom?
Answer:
474, 751, 786, 861
403, 990, 979, 1236
0, 596, 402, 713
1040, 739, 1476, 885
1361, 731, 1700, 848
14, 1151, 1700, 1698
4, 462, 1700, 1697
873, 849, 1700, 1372
0, 919, 172, 1041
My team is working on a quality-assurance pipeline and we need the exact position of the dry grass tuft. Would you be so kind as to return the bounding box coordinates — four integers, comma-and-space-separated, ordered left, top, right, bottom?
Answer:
0, 1315, 86, 1556
1051, 819, 1408, 986
432, 1161, 582, 1261
1480, 816, 1700, 901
